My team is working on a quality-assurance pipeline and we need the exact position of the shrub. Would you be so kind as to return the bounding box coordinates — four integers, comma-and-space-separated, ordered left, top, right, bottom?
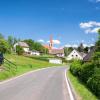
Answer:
92, 52, 100, 67
70, 60, 82, 76
0, 39, 11, 53
87, 68, 100, 98
79, 62, 95, 83
16, 45, 24, 55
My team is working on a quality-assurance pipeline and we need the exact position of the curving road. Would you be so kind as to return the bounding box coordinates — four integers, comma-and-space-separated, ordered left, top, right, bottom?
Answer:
0, 66, 73, 100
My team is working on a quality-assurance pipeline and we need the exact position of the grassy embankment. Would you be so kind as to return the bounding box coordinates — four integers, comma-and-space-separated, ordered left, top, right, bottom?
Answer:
68, 71, 97, 100
0, 54, 61, 81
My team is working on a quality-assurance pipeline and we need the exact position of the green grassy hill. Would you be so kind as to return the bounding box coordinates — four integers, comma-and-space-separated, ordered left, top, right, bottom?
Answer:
0, 54, 60, 81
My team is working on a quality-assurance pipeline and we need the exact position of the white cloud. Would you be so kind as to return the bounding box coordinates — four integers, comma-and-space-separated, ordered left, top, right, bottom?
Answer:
90, 43, 95, 47
80, 21, 100, 28
96, 0, 100, 2
47, 40, 61, 44
64, 43, 95, 48
85, 27, 100, 34
83, 43, 94, 47
89, 0, 100, 3
65, 44, 72, 47
80, 21, 100, 34
38, 39, 45, 43
80, 22, 93, 28
83, 44, 88, 48
64, 44, 78, 48
72, 44, 78, 48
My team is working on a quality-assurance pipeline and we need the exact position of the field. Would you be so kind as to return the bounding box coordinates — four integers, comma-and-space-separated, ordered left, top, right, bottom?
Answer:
0, 54, 60, 81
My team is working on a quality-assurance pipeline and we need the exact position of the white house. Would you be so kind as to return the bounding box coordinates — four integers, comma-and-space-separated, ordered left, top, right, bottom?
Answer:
14, 42, 29, 53
66, 49, 86, 60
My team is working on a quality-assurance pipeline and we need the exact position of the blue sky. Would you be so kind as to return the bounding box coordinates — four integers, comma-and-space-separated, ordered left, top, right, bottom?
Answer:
0, 0, 100, 48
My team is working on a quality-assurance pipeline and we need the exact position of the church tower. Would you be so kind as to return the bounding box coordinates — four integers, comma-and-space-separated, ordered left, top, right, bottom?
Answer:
49, 34, 53, 50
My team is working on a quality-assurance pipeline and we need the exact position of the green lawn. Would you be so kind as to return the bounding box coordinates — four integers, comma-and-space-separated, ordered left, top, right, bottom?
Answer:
68, 71, 97, 100
0, 54, 60, 81
25, 54, 55, 62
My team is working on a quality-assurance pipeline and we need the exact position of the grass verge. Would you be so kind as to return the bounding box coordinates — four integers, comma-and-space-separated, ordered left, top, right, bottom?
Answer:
67, 71, 97, 100
0, 54, 61, 81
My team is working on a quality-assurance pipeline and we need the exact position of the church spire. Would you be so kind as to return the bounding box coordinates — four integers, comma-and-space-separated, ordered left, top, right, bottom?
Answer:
49, 34, 53, 50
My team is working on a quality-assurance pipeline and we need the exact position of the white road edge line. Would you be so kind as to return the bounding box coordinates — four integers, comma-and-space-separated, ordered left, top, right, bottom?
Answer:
65, 69, 74, 100
0, 66, 56, 85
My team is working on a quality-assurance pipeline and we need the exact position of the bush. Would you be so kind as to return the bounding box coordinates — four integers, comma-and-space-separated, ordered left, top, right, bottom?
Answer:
0, 39, 10, 53
87, 68, 100, 98
70, 60, 82, 76
79, 62, 94, 83
16, 45, 24, 55
92, 52, 100, 67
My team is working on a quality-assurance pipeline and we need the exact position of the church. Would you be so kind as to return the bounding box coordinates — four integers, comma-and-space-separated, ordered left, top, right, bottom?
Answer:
43, 35, 64, 57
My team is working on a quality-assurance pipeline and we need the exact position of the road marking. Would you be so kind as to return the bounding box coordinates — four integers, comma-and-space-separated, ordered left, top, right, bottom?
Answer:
65, 69, 74, 100
0, 66, 57, 85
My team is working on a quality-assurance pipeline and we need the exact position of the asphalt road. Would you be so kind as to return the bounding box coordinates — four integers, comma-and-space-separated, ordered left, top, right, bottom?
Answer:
0, 66, 71, 100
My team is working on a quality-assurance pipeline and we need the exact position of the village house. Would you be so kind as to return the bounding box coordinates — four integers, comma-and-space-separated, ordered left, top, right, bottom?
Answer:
83, 48, 95, 62
14, 42, 30, 53
66, 49, 86, 60
14, 42, 41, 56
49, 49, 64, 57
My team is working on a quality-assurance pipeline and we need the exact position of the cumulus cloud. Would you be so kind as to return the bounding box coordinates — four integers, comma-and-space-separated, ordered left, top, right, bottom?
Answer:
64, 44, 72, 48
82, 44, 94, 47
38, 39, 45, 43
80, 21, 100, 28
47, 40, 61, 44
89, 0, 100, 3
72, 44, 78, 48
80, 21, 100, 34
96, 0, 100, 2
64, 44, 78, 48
64, 43, 94, 48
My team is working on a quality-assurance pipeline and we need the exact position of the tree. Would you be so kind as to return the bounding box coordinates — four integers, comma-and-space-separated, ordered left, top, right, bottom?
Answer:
95, 29, 100, 52
7, 36, 14, 48
24, 39, 35, 50
16, 45, 24, 55
77, 43, 84, 52
0, 39, 10, 53
98, 29, 100, 40
24, 39, 48, 54
84, 47, 89, 53
13, 37, 18, 44
64, 47, 73, 56
92, 29, 100, 66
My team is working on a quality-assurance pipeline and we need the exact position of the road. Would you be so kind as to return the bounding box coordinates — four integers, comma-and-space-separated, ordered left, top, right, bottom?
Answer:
0, 66, 72, 100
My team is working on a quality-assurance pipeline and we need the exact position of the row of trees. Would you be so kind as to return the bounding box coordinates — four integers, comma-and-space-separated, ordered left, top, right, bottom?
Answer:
0, 33, 48, 54
24, 39, 48, 54
64, 43, 94, 56
0, 33, 21, 53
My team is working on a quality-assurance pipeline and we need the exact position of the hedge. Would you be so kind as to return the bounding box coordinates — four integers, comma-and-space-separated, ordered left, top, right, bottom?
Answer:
87, 68, 100, 98
70, 60, 100, 99
79, 62, 95, 83
70, 60, 82, 76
